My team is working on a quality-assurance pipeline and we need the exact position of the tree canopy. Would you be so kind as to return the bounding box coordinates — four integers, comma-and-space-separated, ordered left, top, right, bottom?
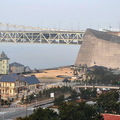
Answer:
59, 102, 101, 120
96, 91, 120, 114
16, 107, 58, 120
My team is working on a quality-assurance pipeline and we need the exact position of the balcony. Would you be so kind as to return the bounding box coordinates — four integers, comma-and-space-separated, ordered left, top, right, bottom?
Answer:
0, 87, 9, 89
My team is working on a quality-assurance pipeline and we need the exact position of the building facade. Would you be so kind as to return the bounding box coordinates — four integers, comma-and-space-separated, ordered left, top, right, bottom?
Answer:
0, 74, 41, 99
0, 51, 9, 74
9, 62, 25, 73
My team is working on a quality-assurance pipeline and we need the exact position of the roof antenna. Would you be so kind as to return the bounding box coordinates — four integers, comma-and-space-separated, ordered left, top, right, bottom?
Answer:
78, 23, 80, 31
119, 22, 120, 31
97, 23, 100, 30
109, 23, 112, 31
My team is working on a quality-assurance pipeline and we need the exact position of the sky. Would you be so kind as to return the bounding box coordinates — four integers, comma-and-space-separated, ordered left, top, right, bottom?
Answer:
0, 0, 120, 69
0, 0, 120, 30
0, 43, 79, 69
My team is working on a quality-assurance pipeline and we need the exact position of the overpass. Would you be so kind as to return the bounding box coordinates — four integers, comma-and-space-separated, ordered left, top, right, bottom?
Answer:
74, 84, 120, 90
0, 23, 85, 45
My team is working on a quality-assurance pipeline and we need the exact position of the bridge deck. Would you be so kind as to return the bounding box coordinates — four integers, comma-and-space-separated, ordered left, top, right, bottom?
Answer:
0, 31, 85, 45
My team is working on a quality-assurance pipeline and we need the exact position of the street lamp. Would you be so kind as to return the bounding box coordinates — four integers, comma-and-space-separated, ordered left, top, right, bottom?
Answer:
34, 94, 37, 107
25, 89, 29, 117
25, 96, 28, 117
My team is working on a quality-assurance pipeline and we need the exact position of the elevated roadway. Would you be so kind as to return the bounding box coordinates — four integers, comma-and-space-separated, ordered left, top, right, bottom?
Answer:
0, 23, 85, 45
0, 30, 84, 45
74, 84, 120, 90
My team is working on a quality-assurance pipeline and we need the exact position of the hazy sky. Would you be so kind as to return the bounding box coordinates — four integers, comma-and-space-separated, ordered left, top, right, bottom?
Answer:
0, 43, 79, 69
0, 0, 120, 69
0, 0, 120, 30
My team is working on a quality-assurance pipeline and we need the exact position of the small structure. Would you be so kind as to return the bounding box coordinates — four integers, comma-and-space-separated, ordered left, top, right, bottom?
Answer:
9, 62, 24, 73
62, 78, 70, 86
50, 93, 54, 98
0, 51, 9, 74
24, 66, 31, 73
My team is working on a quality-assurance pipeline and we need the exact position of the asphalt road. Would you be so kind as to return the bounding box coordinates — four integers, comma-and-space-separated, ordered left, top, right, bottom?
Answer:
3, 109, 33, 120
0, 101, 54, 120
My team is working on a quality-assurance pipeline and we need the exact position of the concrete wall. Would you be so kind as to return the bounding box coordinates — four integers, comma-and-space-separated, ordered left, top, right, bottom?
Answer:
75, 29, 120, 68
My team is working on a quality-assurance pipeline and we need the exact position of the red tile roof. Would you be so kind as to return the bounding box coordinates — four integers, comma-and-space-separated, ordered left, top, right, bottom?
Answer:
103, 114, 120, 120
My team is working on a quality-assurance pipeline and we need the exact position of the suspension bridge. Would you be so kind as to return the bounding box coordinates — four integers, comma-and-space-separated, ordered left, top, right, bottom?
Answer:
0, 23, 85, 45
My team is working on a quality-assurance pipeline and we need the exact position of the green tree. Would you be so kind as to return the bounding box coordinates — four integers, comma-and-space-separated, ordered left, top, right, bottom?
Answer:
54, 95, 64, 105
70, 90, 80, 101
87, 67, 118, 85
97, 91, 119, 114
80, 88, 97, 100
21, 95, 24, 104
16, 107, 58, 120
25, 96, 30, 103
59, 102, 101, 120
1, 99, 4, 106
16, 101, 104, 120
29, 94, 34, 102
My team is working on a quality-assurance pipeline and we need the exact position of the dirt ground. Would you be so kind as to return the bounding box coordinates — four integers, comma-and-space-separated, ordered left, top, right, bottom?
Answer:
34, 67, 73, 81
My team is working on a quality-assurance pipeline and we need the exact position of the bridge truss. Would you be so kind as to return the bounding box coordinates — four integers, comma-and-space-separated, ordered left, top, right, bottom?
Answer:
0, 23, 85, 45
0, 31, 84, 45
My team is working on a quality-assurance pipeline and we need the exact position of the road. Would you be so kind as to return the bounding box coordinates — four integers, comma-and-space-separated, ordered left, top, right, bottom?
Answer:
0, 108, 33, 120
0, 100, 54, 120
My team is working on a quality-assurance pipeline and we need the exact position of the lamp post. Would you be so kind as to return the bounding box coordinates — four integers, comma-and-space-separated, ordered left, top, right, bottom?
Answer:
34, 94, 37, 107
25, 89, 29, 117
25, 96, 27, 117
26, 100, 27, 117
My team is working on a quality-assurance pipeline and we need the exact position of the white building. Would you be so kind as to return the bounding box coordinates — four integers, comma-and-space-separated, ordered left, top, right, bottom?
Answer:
0, 51, 9, 74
